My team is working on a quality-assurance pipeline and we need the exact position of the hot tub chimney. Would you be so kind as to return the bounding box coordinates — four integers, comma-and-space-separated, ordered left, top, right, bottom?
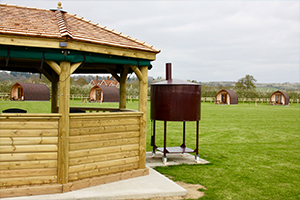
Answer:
166, 63, 172, 80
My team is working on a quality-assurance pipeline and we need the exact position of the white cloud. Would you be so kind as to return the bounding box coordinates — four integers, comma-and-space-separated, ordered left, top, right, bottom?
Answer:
2, 0, 299, 83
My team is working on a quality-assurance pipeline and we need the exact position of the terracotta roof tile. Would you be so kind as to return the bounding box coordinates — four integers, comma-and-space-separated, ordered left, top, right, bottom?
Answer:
0, 4, 160, 53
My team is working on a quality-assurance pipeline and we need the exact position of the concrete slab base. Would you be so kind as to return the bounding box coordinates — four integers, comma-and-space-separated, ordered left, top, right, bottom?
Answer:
1, 167, 186, 200
2, 153, 209, 200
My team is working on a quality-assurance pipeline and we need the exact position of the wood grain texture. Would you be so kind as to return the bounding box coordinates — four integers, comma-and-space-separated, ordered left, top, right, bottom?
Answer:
0, 168, 57, 178
69, 150, 139, 166
63, 168, 149, 192
0, 137, 58, 145
0, 160, 57, 170
138, 66, 148, 169
69, 156, 139, 174
0, 144, 57, 153
69, 137, 139, 151
0, 151, 57, 161
58, 61, 71, 184
69, 144, 139, 159
0, 129, 58, 137
0, 175, 57, 187
0, 184, 62, 198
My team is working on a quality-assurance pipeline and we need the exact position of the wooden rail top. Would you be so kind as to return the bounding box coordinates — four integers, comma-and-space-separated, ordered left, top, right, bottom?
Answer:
0, 108, 142, 119
70, 107, 141, 113
69, 107, 143, 118
0, 113, 62, 119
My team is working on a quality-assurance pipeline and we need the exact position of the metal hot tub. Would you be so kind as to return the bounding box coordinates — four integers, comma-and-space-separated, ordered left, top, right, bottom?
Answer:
150, 63, 201, 163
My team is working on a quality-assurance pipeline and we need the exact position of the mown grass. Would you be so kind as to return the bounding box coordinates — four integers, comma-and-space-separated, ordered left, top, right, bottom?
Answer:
153, 103, 300, 200
0, 100, 299, 199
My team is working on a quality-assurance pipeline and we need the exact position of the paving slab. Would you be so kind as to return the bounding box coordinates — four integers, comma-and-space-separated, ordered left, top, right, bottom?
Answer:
146, 152, 210, 168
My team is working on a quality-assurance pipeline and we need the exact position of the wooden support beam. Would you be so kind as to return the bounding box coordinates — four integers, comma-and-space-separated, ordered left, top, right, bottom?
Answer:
138, 66, 148, 169
46, 60, 61, 75
51, 71, 59, 113
130, 65, 145, 83
106, 68, 121, 82
58, 61, 71, 184
119, 67, 129, 109
70, 62, 82, 74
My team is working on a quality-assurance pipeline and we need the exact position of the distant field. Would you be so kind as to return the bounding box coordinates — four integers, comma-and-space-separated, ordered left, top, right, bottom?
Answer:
0, 100, 299, 199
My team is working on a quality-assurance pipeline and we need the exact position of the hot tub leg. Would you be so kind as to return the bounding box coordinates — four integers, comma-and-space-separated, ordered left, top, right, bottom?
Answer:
162, 156, 168, 164
152, 151, 156, 158
195, 154, 200, 162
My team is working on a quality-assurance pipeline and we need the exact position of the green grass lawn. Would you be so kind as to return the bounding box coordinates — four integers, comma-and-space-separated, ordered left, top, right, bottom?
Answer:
153, 103, 300, 200
0, 100, 299, 199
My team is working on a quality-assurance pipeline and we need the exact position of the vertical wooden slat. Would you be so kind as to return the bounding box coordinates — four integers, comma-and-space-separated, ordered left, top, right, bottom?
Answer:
119, 66, 129, 109
58, 61, 70, 184
51, 71, 59, 113
138, 66, 148, 169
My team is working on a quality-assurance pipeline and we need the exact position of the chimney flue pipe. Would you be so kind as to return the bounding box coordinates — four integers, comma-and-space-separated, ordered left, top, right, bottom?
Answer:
166, 63, 172, 80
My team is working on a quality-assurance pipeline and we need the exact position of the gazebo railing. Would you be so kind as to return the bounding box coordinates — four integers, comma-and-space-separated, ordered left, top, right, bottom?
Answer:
0, 110, 147, 198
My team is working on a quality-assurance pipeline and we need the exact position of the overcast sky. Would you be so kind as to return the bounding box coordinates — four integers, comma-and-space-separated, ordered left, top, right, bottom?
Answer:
2, 0, 299, 83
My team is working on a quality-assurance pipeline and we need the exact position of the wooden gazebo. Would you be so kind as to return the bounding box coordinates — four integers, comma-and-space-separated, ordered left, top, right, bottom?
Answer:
10, 82, 50, 101
0, 3, 160, 198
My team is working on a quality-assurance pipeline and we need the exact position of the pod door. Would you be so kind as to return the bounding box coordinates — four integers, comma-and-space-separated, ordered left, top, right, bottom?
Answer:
96, 89, 101, 101
276, 94, 282, 104
222, 93, 227, 103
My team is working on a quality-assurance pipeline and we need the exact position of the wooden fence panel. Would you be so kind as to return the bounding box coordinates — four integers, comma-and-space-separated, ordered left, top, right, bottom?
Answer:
0, 115, 59, 188
69, 113, 142, 182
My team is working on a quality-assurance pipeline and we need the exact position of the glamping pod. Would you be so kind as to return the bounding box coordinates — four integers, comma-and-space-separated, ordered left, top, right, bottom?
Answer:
10, 82, 50, 101
215, 89, 238, 105
151, 63, 201, 163
89, 85, 119, 102
270, 90, 289, 105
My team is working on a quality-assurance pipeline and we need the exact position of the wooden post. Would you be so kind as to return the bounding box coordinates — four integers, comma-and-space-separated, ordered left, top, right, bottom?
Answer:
51, 71, 59, 113
119, 67, 129, 109
58, 61, 70, 184
138, 66, 148, 169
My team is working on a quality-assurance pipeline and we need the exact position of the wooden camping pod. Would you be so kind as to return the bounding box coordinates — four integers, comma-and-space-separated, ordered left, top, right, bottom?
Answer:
10, 82, 50, 101
270, 90, 289, 105
89, 85, 119, 102
215, 89, 238, 105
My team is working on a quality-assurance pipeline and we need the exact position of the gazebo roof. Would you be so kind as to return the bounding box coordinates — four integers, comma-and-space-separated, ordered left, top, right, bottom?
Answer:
0, 3, 160, 54
0, 3, 160, 75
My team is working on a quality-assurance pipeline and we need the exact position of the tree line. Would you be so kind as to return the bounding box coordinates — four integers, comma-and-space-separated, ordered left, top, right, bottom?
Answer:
0, 72, 299, 99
